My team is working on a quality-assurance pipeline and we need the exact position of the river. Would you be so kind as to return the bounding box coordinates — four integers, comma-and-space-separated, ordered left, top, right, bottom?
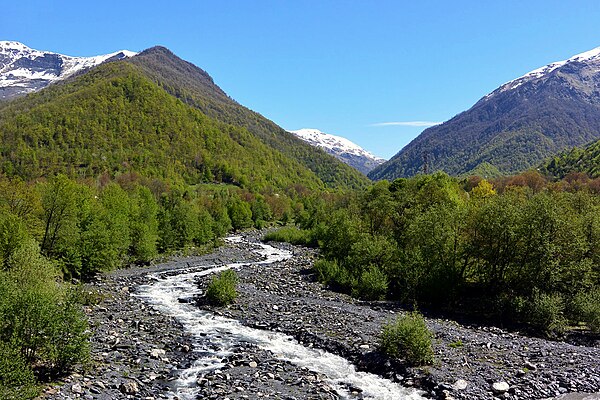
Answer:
135, 236, 425, 400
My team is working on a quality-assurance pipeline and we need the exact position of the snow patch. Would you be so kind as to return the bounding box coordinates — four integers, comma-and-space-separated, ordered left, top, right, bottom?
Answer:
289, 128, 385, 161
485, 45, 600, 98
0, 41, 137, 97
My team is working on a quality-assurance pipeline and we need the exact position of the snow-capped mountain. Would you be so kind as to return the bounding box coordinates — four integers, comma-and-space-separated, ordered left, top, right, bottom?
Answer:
0, 41, 136, 99
289, 128, 385, 174
488, 46, 600, 97
370, 45, 600, 180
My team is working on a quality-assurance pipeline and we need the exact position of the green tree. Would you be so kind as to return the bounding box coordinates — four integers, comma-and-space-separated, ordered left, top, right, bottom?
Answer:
129, 185, 159, 262
227, 196, 253, 231
38, 175, 82, 260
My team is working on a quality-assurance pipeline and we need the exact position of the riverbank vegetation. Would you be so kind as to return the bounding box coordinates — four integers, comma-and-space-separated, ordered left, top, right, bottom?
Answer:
0, 172, 302, 398
379, 312, 434, 366
273, 171, 600, 337
205, 269, 239, 306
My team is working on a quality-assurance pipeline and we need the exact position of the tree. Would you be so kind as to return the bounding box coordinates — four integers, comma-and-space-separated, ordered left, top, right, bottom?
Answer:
38, 175, 80, 257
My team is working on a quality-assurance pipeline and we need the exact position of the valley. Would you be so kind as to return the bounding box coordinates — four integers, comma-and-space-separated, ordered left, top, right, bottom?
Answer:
1, 37, 600, 400
43, 231, 599, 399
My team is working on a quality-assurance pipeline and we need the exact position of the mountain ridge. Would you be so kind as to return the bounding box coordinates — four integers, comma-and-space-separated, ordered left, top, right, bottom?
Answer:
124, 46, 369, 188
0, 41, 135, 99
369, 45, 600, 180
0, 42, 369, 190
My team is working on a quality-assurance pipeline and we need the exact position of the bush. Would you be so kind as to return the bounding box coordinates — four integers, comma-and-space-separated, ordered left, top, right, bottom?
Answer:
263, 226, 314, 246
353, 266, 388, 300
0, 342, 38, 400
379, 312, 434, 366
313, 259, 355, 292
205, 269, 239, 306
571, 289, 600, 333
0, 240, 90, 374
524, 289, 567, 335
46, 289, 91, 370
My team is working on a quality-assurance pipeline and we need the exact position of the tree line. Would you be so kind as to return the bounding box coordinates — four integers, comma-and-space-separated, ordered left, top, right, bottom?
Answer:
277, 171, 600, 336
0, 172, 297, 397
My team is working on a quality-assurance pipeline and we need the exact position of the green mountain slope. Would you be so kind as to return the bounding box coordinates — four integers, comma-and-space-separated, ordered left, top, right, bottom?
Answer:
369, 47, 600, 180
0, 62, 328, 191
541, 139, 600, 179
126, 47, 369, 189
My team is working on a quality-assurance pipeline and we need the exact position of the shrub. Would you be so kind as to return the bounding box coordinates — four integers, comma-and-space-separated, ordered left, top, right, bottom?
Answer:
1, 240, 90, 373
205, 269, 239, 306
571, 289, 600, 333
379, 312, 434, 366
353, 266, 388, 300
263, 226, 314, 246
313, 259, 355, 292
46, 290, 91, 370
524, 289, 567, 335
0, 342, 38, 400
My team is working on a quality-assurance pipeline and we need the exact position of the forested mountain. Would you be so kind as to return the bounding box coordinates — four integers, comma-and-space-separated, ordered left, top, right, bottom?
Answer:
369, 46, 600, 180
541, 138, 600, 179
0, 62, 330, 191
0, 44, 369, 190
125, 46, 369, 189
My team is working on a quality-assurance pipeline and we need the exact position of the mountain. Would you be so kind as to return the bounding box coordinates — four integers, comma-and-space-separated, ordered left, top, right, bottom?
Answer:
369, 46, 600, 180
0, 43, 369, 190
541, 138, 600, 179
0, 62, 328, 190
124, 46, 369, 189
288, 128, 385, 174
0, 41, 135, 99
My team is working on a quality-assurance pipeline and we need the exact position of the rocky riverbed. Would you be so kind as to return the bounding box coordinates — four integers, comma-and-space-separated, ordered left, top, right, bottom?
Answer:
44, 230, 600, 400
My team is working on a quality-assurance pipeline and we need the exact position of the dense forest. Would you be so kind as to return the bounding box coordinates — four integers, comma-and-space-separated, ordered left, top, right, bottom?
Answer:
541, 138, 600, 179
0, 63, 332, 191
269, 171, 600, 336
0, 172, 302, 397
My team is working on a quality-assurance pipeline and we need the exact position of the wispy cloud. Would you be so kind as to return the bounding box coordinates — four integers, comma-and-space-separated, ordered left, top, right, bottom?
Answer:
371, 121, 442, 127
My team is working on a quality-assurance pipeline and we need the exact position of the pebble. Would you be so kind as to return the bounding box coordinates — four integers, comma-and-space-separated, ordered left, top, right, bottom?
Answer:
492, 381, 510, 394
453, 379, 468, 390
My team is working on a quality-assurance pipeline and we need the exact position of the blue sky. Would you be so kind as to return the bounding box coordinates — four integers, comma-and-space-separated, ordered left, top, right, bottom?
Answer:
3, 1, 600, 159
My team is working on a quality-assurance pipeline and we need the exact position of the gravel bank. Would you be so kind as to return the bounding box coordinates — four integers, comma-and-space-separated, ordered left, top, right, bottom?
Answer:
44, 231, 600, 399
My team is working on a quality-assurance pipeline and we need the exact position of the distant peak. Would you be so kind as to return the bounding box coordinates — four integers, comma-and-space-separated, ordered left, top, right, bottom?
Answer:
137, 46, 175, 57
0, 41, 137, 99
486, 45, 600, 98
289, 128, 385, 174
0, 40, 29, 49
289, 128, 385, 160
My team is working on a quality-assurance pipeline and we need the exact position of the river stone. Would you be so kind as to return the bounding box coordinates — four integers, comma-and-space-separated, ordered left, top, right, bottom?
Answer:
525, 360, 537, 370
453, 379, 468, 390
492, 381, 510, 394
249, 361, 258, 368
119, 380, 139, 394
150, 348, 166, 358
71, 382, 83, 394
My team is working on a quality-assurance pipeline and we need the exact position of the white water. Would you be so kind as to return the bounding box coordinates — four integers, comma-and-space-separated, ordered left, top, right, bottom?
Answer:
136, 236, 425, 400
